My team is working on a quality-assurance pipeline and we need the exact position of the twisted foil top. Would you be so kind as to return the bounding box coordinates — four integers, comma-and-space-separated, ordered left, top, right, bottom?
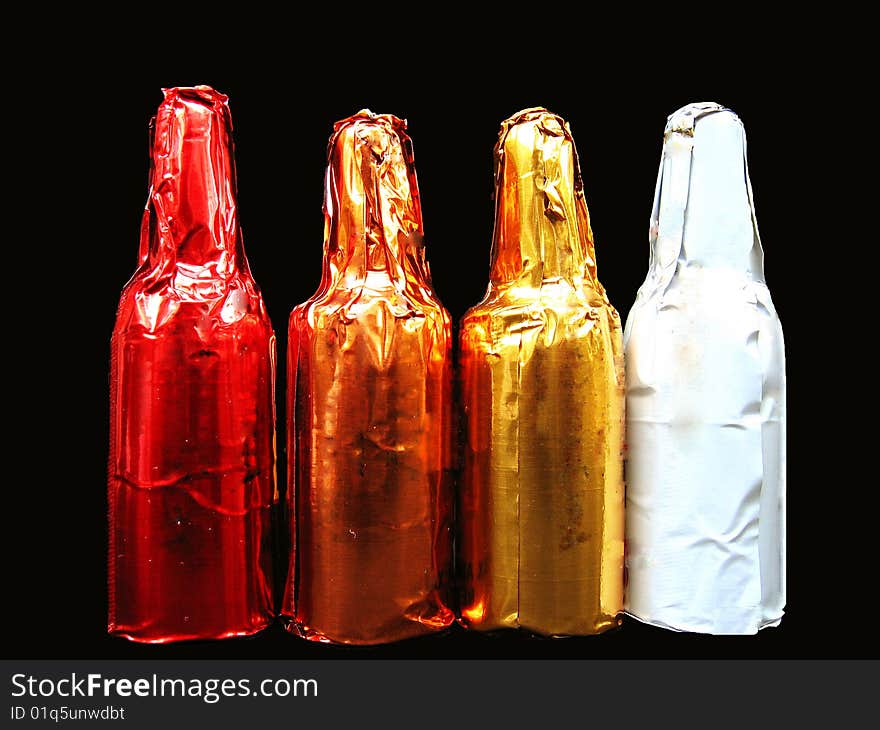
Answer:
321, 109, 432, 297
664, 100, 731, 136
490, 107, 601, 292
127, 86, 261, 331
650, 101, 764, 283
141, 87, 243, 277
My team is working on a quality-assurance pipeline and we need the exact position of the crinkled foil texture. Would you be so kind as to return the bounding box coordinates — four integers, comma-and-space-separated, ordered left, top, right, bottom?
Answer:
624, 103, 786, 634
108, 87, 276, 643
459, 109, 625, 636
283, 111, 454, 645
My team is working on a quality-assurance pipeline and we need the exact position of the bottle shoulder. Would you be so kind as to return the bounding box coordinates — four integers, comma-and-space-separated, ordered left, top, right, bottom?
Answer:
624, 273, 783, 353
462, 281, 618, 324
290, 285, 451, 341
295, 283, 449, 319
630, 267, 775, 311
113, 269, 272, 338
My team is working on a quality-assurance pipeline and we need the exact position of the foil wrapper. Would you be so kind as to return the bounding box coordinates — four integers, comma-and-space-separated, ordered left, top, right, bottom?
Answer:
459, 108, 625, 636
108, 87, 277, 642
283, 110, 454, 645
623, 102, 786, 634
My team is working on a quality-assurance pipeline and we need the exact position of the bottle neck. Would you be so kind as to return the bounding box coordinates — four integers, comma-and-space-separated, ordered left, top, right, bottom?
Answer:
489, 108, 598, 290
652, 104, 764, 278
143, 87, 242, 278
322, 111, 429, 292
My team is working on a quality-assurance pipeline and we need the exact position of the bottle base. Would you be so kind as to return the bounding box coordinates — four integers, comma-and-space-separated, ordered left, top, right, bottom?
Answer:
458, 614, 623, 638
107, 618, 273, 644
623, 609, 784, 635
281, 611, 454, 646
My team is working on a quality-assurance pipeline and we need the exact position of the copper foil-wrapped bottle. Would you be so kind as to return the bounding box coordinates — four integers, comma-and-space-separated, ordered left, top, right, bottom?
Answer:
283, 110, 454, 645
108, 87, 276, 643
459, 108, 625, 636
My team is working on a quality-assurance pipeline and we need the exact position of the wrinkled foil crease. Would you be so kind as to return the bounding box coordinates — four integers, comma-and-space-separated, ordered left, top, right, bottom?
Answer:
623, 102, 786, 634
283, 111, 454, 645
108, 87, 276, 643
459, 108, 625, 636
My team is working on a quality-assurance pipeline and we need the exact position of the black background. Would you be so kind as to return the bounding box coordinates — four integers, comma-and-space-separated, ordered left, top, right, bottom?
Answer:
11, 47, 858, 661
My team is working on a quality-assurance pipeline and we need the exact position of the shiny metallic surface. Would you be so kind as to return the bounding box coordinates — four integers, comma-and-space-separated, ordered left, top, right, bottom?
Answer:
459, 108, 625, 636
283, 111, 454, 645
108, 87, 276, 643
624, 103, 786, 634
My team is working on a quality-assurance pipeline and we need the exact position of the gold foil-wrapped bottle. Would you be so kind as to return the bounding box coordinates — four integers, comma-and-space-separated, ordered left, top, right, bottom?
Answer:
459, 108, 625, 636
282, 110, 454, 645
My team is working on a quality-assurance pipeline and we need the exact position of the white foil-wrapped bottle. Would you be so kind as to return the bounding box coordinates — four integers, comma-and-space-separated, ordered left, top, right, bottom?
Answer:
624, 103, 785, 634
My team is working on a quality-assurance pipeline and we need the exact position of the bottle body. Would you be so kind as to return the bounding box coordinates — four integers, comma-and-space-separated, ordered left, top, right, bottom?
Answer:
623, 103, 786, 634
108, 87, 276, 643
458, 109, 625, 636
286, 295, 453, 644
282, 111, 454, 644
460, 288, 624, 635
109, 293, 276, 642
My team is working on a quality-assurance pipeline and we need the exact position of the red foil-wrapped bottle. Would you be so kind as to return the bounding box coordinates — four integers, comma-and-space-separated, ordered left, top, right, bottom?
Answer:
108, 87, 276, 643
283, 110, 454, 644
